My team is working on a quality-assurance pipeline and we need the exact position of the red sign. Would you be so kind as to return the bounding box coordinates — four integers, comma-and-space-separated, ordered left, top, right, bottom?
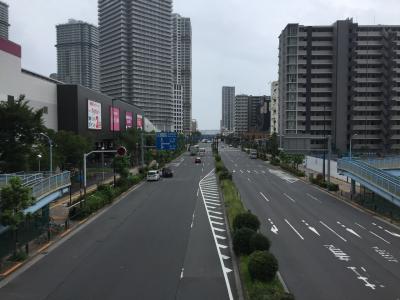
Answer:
126, 112, 133, 129
110, 107, 120, 131
137, 114, 143, 130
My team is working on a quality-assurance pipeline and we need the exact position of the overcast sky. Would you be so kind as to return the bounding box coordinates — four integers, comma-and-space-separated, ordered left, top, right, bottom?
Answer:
5, 0, 400, 129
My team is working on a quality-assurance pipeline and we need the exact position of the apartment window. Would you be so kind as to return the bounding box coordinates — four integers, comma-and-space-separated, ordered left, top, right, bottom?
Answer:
42, 106, 48, 114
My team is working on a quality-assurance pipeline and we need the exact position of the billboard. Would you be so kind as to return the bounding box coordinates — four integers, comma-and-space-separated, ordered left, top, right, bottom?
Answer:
88, 100, 102, 130
137, 114, 143, 130
110, 107, 120, 131
126, 112, 133, 129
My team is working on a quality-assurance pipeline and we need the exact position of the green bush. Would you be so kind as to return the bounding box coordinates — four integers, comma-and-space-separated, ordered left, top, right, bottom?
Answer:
215, 154, 221, 162
233, 212, 261, 232
233, 227, 256, 255
250, 233, 271, 252
248, 251, 278, 282
215, 161, 225, 173
128, 175, 142, 186
270, 157, 280, 166
10, 250, 28, 261
327, 182, 339, 191
219, 170, 232, 181
97, 184, 114, 202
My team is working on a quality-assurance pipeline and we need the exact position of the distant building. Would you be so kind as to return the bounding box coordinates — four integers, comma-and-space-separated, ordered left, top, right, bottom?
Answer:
49, 73, 58, 81
270, 81, 279, 133
248, 96, 271, 133
56, 19, 100, 91
279, 19, 400, 154
234, 95, 249, 135
191, 119, 198, 132
99, 0, 173, 130
222, 86, 235, 132
0, 1, 9, 39
173, 14, 192, 133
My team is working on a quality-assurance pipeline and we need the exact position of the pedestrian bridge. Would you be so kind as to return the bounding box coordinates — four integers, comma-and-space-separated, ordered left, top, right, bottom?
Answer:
337, 157, 400, 208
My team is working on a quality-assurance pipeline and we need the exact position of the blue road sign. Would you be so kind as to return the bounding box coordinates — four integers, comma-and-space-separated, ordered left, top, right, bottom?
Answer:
156, 132, 177, 151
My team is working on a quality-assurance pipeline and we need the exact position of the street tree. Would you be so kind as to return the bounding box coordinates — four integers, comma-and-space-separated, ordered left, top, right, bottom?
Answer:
0, 95, 45, 172
120, 128, 140, 165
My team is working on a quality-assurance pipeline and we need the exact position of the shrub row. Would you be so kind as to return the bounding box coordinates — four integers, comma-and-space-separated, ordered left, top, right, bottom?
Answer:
309, 174, 339, 191
280, 163, 305, 177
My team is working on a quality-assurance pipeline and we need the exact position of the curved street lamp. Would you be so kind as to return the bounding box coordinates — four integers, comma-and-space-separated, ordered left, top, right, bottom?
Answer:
40, 132, 53, 173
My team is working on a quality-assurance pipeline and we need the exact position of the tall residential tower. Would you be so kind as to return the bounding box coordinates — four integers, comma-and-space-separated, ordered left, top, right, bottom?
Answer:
98, 0, 173, 130
221, 86, 235, 132
279, 19, 400, 154
172, 13, 192, 133
0, 1, 9, 39
56, 19, 100, 91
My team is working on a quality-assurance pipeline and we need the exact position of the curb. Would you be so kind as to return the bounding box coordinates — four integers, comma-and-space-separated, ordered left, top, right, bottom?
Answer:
0, 180, 145, 283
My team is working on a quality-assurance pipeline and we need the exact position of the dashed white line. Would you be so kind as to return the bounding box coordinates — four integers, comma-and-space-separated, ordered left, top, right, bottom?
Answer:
259, 192, 270, 202
283, 193, 296, 203
306, 193, 322, 203
369, 231, 391, 244
355, 223, 366, 230
285, 219, 304, 240
320, 221, 347, 242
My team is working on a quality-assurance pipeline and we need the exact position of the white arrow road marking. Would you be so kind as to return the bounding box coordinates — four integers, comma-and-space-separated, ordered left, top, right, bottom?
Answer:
302, 220, 320, 236
224, 266, 233, 274
180, 268, 184, 279
320, 221, 347, 242
268, 218, 278, 235
346, 228, 362, 239
283, 193, 296, 203
260, 192, 270, 202
347, 267, 377, 290
221, 254, 230, 260
384, 230, 400, 238
369, 231, 391, 244
285, 219, 304, 240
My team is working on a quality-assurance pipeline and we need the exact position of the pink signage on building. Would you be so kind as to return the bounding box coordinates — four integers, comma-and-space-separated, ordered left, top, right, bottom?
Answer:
110, 107, 120, 131
126, 112, 133, 129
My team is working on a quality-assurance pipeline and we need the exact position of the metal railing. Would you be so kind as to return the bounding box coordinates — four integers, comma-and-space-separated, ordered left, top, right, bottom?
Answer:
31, 171, 71, 199
338, 158, 400, 198
0, 172, 45, 187
363, 156, 400, 170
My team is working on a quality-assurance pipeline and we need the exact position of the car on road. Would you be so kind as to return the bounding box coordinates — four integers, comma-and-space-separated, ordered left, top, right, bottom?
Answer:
194, 157, 202, 164
147, 170, 160, 181
161, 167, 173, 178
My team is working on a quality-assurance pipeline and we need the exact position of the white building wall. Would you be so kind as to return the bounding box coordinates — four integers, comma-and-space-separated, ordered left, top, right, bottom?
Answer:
0, 49, 58, 130
270, 81, 279, 133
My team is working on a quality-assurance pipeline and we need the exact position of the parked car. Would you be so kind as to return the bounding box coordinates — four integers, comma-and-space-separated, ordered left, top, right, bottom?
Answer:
147, 170, 160, 181
162, 167, 173, 178
195, 157, 202, 164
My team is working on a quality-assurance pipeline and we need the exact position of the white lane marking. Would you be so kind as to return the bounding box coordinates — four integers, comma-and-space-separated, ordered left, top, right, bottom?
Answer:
213, 227, 226, 232
384, 230, 400, 238
254, 170, 259, 174
355, 223, 366, 230
361, 267, 366, 272
324, 245, 351, 262
210, 215, 224, 220
197, 188, 199, 197
204, 198, 220, 203
369, 231, 391, 244
347, 267, 376, 290
346, 228, 362, 239
232, 170, 236, 173
206, 201, 220, 206
216, 235, 227, 240
260, 192, 270, 202
268, 218, 278, 235
261, 170, 266, 174
180, 268, 184, 279
240, 170, 244, 174
247, 170, 251, 173
269, 169, 298, 183
221, 254, 230, 260
283, 193, 296, 203
247, 178, 251, 182
199, 170, 233, 300
320, 221, 347, 242
212, 221, 225, 226
302, 220, 320, 236
285, 219, 304, 240
218, 244, 228, 249
206, 205, 217, 210
306, 193, 322, 203
224, 266, 233, 273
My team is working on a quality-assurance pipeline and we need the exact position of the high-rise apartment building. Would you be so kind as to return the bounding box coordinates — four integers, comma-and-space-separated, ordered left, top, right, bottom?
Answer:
173, 13, 192, 133
99, 0, 173, 130
173, 84, 183, 133
222, 86, 235, 132
234, 95, 249, 135
279, 19, 400, 154
271, 81, 279, 133
248, 96, 271, 133
0, 1, 9, 39
56, 19, 100, 91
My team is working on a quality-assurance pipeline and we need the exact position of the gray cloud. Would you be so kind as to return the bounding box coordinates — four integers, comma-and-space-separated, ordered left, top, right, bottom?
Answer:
5, 0, 400, 129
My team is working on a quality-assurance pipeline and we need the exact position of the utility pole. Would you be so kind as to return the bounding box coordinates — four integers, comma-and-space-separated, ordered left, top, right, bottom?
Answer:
327, 135, 331, 184
322, 103, 326, 181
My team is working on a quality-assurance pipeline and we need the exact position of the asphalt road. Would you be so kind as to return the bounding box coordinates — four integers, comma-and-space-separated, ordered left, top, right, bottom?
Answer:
0, 145, 235, 300
220, 144, 400, 300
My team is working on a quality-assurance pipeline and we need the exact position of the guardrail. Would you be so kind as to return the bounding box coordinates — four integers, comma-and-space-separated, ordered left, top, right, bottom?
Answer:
363, 157, 400, 170
338, 158, 400, 198
31, 171, 71, 199
0, 172, 44, 187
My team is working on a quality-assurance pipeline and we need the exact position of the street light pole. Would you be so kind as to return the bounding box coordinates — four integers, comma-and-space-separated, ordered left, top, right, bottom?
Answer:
112, 99, 116, 186
37, 154, 42, 172
350, 134, 358, 159
40, 133, 53, 173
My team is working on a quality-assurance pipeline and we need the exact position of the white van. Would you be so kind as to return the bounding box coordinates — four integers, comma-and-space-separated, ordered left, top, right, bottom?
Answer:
199, 148, 206, 156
